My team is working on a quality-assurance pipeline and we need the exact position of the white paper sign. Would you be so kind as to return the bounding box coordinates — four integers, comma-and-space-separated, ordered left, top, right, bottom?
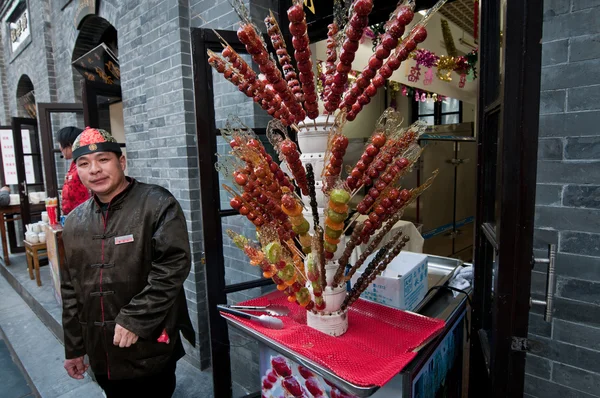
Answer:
0, 129, 37, 185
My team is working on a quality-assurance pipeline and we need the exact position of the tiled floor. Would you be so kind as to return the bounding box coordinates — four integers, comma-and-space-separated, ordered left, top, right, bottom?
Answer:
0, 335, 35, 398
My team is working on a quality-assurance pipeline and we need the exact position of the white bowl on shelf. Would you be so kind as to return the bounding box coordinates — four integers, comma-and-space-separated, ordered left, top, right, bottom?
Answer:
9, 194, 19, 205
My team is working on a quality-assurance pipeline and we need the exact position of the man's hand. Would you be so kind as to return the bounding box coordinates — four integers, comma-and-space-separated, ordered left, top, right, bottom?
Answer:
113, 324, 139, 348
64, 356, 88, 379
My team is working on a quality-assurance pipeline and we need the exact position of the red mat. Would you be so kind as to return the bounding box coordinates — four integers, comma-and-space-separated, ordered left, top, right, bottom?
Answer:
222, 291, 445, 387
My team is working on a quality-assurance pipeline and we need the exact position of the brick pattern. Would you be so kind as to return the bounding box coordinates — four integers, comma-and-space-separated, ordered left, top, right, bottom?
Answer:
529, 1, 600, 397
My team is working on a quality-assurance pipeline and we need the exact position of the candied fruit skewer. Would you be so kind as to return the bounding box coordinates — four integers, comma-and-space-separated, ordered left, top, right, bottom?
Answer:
322, 22, 339, 108
322, 133, 349, 193
265, 11, 305, 109
341, 4, 416, 116
237, 22, 303, 124
323, 188, 351, 261
306, 252, 325, 312
305, 164, 321, 233
325, 0, 374, 112
342, 234, 410, 310
346, 132, 387, 190
281, 193, 312, 253
208, 51, 292, 126
287, 1, 319, 119
332, 223, 364, 286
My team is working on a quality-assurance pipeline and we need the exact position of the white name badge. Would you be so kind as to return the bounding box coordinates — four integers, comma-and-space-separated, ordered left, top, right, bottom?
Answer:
115, 235, 134, 245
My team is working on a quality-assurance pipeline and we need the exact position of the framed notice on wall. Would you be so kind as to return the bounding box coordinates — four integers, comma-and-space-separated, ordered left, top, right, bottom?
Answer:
0, 129, 36, 185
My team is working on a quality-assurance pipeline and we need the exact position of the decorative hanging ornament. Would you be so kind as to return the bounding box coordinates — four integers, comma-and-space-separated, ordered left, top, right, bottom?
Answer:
408, 65, 422, 83
466, 69, 475, 82
413, 49, 439, 69
441, 19, 458, 57
424, 68, 434, 85
433, 93, 438, 102
459, 73, 467, 88
466, 49, 479, 79
402, 85, 408, 96
436, 55, 456, 82
414, 92, 419, 102
421, 93, 427, 102
426, 93, 432, 103
454, 56, 470, 75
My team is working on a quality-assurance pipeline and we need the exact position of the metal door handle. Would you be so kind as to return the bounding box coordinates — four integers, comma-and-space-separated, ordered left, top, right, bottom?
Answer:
20, 181, 28, 197
531, 244, 556, 322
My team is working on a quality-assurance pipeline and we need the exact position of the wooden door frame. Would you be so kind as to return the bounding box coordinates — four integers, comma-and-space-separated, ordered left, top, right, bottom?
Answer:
11, 117, 41, 228
37, 102, 85, 200
469, 0, 543, 396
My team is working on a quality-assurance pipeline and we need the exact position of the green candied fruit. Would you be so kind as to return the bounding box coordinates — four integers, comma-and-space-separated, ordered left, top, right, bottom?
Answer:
327, 208, 348, 223
264, 242, 282, 264
302, 246, 312, 254
292, 219, 310, 235
325, 226, 343, 239
330, 189, 351, 205
324, 241, 338, 253
306, 252, 315, 267
278, 263, 295, 281
232, 235, 248, 250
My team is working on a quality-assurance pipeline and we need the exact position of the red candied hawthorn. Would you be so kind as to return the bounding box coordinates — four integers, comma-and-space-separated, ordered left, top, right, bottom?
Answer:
271, 356, 292, 377
297, 365, 314, 379
305, 377, 324, 396
282, 376, 303, 397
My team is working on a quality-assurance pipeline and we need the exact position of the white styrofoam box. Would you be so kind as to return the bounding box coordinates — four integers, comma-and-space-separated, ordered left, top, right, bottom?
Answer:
350, 251, 428, 311
300, 152, 325, 180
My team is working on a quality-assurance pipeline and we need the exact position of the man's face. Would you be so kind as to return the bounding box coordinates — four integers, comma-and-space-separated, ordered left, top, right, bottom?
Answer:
75, 152, 126, 197
59, 144, 73, 160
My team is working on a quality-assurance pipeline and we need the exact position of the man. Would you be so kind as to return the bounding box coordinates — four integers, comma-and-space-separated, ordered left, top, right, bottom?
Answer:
60, 127, 195, 398
0, 185, 10, 207
56, 126, 89, 215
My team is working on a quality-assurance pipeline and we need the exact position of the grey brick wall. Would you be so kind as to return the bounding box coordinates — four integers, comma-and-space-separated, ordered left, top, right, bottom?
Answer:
0, 0, 56, 118
527, 1, 600, 397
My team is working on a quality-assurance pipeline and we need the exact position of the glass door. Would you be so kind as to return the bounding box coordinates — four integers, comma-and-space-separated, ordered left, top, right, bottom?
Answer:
11, 117, 45, 231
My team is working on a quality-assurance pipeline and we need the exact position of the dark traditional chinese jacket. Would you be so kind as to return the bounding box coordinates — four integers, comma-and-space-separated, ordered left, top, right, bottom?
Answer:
61, 178, 195, 380
61, 162, 90, 215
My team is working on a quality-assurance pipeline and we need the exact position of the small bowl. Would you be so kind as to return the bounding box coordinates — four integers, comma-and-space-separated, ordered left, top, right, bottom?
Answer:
38, 232, 46, 243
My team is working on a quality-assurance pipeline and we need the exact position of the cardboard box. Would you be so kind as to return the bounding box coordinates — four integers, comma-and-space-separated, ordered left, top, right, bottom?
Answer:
350, 251, 428, 311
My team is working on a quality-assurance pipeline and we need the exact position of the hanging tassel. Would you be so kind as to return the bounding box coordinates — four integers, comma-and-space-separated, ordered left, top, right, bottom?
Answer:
441, 19, 458, 57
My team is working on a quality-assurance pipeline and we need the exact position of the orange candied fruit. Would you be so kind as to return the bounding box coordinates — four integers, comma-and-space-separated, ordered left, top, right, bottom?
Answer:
325, 217, 344, 231
328, 201, 349, 214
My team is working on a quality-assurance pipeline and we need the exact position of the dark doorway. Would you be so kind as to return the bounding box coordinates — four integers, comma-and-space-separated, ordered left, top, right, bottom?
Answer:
469, 1, 543, 397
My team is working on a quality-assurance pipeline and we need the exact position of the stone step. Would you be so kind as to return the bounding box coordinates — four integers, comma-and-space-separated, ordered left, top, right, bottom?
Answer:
0, 275, 105, 398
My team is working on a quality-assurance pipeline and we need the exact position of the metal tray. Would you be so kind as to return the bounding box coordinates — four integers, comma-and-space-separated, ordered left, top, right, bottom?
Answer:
413, 254, 465, 313
222, 254, 468, 397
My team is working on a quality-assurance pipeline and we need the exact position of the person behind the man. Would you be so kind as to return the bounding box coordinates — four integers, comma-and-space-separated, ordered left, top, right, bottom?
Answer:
56, 126, 90, 215
60, 127, 195, 397
0, 185, 10, 207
